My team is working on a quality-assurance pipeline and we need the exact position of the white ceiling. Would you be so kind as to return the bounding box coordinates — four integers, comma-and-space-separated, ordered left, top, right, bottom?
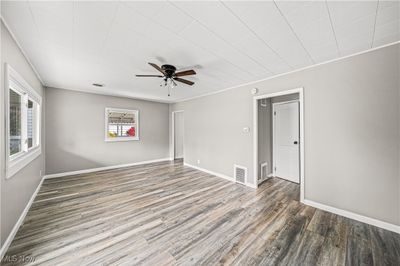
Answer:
1, 1, 399, 103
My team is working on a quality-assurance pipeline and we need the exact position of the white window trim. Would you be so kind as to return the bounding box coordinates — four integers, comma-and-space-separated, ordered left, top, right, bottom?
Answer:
104, 107, 139, 142
5, 64, 42, 179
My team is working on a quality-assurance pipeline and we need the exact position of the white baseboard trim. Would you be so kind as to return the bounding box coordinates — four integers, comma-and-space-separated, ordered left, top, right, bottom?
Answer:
257, 173, 274, 186
303, 199, 400, 234
0, 177, 44, 260
245, 182, 258, 189
44, 158, 173, 179
184, 163, 256, 189
184, 163, 233, 181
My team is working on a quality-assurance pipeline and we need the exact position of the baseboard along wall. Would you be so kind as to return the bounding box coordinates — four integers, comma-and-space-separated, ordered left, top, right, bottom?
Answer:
44, 158, 172, 179
184, 163, 257, 188
303, 199, 400, 234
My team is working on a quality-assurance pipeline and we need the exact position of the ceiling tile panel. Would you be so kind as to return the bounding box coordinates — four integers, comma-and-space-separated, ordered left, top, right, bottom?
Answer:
327, 0, 378, 26
222, 1, 313, 69
115, 3, 176, 44
150, 2, 194, 34
173, 1, 290, 75
178, 21, 268, 79
28, 1, 73, 22
29, 1, 73, 49
74, 1, 119, 53
276, 0, 339, 62
123, 1, 165, 18
327, 0, 378, 55
373, 1, 399, 47
1, 1, 38, 41
373, 20, 400, 47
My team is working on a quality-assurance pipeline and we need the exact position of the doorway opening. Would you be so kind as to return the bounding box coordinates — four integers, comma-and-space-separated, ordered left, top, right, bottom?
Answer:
172, 110, 184, 160
253, 88, 304, 202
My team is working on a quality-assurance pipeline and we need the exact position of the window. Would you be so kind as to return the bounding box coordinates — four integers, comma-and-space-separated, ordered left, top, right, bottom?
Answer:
105, 108, 139, 142
6, 64, 42, 178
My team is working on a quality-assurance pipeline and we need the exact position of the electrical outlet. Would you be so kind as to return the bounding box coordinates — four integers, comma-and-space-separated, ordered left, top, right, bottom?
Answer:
197, 159, 200, 165
39, 170, 42, 177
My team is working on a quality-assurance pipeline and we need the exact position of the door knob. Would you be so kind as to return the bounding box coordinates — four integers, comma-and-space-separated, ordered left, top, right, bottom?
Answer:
294, 141, 298, 144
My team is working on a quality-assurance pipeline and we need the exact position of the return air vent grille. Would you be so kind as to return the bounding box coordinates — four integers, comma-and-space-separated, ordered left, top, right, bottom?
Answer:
260, 162, 268, 180
234, 164, 247, 184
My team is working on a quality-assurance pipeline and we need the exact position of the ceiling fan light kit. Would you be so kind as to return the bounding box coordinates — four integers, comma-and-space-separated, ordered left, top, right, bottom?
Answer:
136, 62, 196, 96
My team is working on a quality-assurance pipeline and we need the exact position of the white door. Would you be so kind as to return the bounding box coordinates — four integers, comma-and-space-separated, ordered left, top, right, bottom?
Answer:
273, 101, 300, 183
174, 112, 184, 159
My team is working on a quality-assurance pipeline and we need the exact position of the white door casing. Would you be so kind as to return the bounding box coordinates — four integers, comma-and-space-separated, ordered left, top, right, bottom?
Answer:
273, 101, 300, 183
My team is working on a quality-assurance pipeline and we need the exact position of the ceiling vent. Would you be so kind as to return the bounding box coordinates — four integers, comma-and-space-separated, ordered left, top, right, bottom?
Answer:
234, 164, 247, 185
92, 83, 104, 87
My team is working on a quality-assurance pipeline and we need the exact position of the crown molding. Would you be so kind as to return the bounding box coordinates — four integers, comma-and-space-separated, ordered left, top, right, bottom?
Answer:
45, 86, 174, 104
174, 41, 400, 103
1, 16, 45, 85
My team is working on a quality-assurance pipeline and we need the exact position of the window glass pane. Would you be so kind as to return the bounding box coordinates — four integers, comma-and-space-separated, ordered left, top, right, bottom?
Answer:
10, 89, 22, 155
27, 100, 33, 148
107, 111, 136, 138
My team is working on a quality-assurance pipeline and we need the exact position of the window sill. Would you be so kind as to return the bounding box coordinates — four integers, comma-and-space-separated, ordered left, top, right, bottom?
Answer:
105, 137, 139, 142
6, 147, 41, 179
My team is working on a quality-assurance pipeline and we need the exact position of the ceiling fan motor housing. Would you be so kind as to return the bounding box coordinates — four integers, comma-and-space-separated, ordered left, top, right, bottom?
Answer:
161, 64, 177, 78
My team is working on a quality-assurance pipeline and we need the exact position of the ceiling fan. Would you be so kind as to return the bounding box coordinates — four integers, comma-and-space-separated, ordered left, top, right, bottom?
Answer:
136, 63, 196, 96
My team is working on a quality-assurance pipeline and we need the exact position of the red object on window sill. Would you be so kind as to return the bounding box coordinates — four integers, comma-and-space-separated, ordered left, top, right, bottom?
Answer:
127, 127, 135, 136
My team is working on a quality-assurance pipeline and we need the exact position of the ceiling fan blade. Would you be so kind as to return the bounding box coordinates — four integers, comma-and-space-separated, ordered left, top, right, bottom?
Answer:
135, 75, 163, 77
148, 62, 165, 74
175, 69, 196, 77
174, 77, 194, 86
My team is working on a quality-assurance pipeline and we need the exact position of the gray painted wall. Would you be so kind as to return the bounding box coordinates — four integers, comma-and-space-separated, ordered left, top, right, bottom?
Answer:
1, 21, 45, 246
174, 111, 184, 159
45, 88, 169, 174
170, 44, 400, 226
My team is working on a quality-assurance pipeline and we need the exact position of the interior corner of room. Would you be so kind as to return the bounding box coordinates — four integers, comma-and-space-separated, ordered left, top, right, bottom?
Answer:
0, 1, 399, 264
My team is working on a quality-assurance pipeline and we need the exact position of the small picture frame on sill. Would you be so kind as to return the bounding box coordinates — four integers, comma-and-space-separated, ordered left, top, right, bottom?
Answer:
105, 108, 139, 142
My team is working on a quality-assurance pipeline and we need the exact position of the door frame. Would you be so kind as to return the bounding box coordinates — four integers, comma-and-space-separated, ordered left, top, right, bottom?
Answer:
253, 87, 304, 203
272, 100, 300, 182
172, 110, 184, 160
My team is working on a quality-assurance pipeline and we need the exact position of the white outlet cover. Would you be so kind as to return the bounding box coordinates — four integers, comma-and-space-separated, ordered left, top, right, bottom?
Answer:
243, 127, 250, 133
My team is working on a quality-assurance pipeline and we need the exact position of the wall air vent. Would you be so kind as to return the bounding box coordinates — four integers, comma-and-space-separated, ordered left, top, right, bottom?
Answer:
234, 164, 247, 184
260, 162, 268, 181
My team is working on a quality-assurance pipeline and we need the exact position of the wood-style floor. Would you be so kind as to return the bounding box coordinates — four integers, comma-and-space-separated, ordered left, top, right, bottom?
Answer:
3, 160, 400, 265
